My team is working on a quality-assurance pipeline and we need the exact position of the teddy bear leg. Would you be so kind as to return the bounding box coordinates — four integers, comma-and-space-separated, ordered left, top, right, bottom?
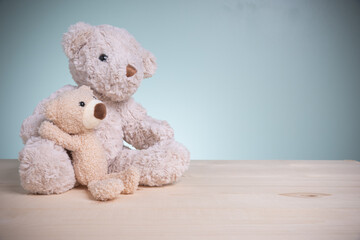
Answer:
109, 139, 190, 186
18, 137, 76, 194
104, 166, 140, 194
88, 178, 124, 201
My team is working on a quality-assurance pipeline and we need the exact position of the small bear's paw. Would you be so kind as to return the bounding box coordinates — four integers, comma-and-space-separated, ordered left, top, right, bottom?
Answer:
88, 178, 124, 201
121, 166, 140, 194
38, 121, 57, 140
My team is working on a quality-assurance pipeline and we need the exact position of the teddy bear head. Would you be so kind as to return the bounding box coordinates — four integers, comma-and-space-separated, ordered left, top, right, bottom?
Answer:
45, 86, 107, 134
62, 22, 157, 102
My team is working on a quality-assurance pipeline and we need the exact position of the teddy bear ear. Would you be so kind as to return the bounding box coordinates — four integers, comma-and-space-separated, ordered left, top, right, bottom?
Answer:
143, 49, 157, 78
78, 85, 92, 94
62, 22, 93, 59
78, 85, 90, 90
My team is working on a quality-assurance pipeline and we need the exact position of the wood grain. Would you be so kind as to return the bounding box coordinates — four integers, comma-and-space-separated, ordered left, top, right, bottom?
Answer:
0, 159, 359, 240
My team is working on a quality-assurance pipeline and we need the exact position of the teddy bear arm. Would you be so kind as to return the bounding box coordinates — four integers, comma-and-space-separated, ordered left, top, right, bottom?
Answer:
20, 85, 77, 144
121, 98, 174, 149
39, 121, 80, 152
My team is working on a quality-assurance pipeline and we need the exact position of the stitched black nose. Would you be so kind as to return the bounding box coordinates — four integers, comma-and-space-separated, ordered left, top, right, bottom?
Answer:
94, 103, 106, 120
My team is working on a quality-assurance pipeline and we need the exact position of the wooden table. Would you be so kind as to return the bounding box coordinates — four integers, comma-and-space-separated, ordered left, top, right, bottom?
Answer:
0, 159, 359, 240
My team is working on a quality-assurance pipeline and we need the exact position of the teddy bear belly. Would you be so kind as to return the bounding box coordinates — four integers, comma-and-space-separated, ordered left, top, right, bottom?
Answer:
72, 150, 108, 186
95, 102, 124, 161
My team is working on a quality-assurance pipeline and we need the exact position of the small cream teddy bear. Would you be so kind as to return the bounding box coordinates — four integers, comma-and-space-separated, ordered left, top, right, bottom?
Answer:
39, 85, 140, 201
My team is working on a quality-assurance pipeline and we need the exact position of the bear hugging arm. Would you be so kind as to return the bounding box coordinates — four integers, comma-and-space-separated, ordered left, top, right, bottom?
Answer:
20, 85, 77, 144
39, 121, 81, 152
120, 98, 174, 150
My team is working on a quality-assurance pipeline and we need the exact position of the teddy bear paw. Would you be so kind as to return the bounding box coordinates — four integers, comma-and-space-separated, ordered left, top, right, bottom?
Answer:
121, 166, 140, 194
88, 178, 124, 201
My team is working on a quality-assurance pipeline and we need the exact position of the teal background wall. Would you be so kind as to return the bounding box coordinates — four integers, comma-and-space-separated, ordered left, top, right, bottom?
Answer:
0, 0, 359, 160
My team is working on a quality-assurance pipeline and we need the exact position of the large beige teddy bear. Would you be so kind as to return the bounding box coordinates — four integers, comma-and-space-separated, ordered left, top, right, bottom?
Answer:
39, 86, 140, 200
19, 22, 190, 194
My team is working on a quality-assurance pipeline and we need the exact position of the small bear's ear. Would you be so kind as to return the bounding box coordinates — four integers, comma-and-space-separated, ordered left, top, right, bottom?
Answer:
78, 85, 92, 94
45, 99, 58, 122
62, 22, 93, 59
143, 49, 157, 78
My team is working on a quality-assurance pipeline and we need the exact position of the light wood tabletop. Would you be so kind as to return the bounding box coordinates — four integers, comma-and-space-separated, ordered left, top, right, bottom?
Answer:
0, 159, 360, 240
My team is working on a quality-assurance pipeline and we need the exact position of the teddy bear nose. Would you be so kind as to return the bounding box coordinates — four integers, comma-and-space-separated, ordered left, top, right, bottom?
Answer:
126, 64, 137, 77
94, 103, 106, 120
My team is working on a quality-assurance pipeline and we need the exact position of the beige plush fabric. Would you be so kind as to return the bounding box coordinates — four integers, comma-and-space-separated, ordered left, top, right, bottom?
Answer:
38, 86, 139, 201
88, 179, 124, 201
19, 22, 190, 195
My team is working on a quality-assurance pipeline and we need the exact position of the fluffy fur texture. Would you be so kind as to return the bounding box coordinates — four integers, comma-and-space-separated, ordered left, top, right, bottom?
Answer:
38, 86, 139, 201
88, 179, 124, 201
19, 22, 190, 195
18, 136, 76, 194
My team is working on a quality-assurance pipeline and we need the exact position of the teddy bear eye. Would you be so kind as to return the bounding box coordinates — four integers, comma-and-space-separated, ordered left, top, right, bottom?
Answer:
99, 54, 108, 62
79, 101, 85, 107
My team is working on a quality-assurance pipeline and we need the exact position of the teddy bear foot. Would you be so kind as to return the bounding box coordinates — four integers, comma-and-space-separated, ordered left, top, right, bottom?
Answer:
88, 178, 124, 201
119, 166, 140, 194
19, 137, 76, 194
106, 167, 140, 194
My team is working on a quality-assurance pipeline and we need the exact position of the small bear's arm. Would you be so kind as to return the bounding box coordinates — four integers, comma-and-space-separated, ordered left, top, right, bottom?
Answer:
20, 85, 77, 143
119, 98, 174, 149
39, 121, 81, 152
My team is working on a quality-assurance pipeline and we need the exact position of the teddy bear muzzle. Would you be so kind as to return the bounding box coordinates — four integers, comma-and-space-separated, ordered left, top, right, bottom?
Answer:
94, 103, 106, 120
83, 100, 106, 129
126, 64, 137, 77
